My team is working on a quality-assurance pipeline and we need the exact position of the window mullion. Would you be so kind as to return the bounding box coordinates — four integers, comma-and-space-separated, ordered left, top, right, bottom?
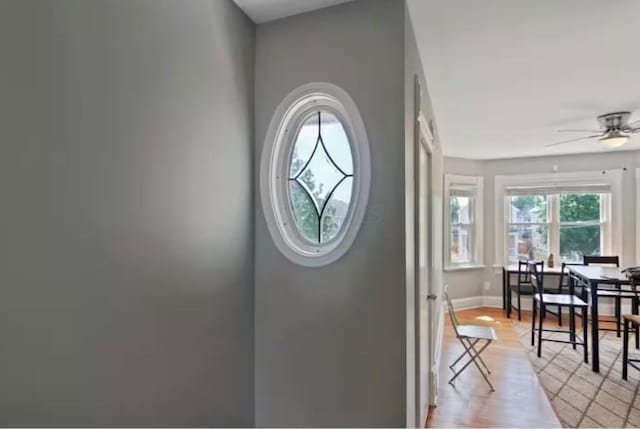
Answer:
549, 194, 559, 260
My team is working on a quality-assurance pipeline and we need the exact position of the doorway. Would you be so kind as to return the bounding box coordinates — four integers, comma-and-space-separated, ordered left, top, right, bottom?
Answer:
414, 75, 436, 428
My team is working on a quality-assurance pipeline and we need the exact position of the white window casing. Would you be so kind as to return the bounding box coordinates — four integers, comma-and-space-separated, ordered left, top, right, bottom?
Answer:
494, 170, 623, 266
260, 82, 371, 267
444, 174, 484, 271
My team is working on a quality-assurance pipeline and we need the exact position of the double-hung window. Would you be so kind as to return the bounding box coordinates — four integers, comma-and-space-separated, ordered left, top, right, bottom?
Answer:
445, 174, 484, 270
505, 185, 612, 264
506, 194, 549, 262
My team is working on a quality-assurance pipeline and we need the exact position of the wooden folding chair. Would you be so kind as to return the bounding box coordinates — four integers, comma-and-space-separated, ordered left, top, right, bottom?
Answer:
445, 288, 497, 391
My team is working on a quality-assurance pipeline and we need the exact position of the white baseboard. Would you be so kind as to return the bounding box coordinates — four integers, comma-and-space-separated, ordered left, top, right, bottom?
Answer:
445, 295, 503, 311
448, 295, 626, 316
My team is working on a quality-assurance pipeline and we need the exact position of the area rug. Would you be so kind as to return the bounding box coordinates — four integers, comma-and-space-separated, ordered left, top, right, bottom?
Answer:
513, 322, 640, 428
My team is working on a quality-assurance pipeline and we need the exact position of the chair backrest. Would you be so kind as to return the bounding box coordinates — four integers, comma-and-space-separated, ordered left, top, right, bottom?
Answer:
583, 255, 620, 267
559, 262, 585, 291
529, 260, 545, 300
623, 268, 640, 305
444, 288, 461, 337
517, 259, 531, 285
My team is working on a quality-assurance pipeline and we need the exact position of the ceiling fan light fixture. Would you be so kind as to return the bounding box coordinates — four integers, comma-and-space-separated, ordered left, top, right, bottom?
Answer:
600, 132, 629, 148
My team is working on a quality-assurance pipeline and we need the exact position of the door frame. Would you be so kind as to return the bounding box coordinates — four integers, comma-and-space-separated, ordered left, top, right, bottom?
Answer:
414, 75, 436, 427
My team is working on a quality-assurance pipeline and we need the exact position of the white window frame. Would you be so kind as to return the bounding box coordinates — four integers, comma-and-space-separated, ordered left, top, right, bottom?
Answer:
444, 174, 484, 271
260, 82, 371, 267
505, 195, 550, 262
494, 170, 623, 266
505, 193, 611, 264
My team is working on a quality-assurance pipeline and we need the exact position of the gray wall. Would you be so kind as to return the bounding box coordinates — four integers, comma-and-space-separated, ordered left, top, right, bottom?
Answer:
0, 0, 255, 426
444, 151, 639, 300
254, 0, 408, 426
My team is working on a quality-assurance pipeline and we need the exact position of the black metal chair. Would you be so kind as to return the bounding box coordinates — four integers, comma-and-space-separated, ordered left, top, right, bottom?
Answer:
583, 255, 638, 337
622, 272, 640, 380
509, 260, 534, 321
530, 262, 589, 361
552, 262, 586, 326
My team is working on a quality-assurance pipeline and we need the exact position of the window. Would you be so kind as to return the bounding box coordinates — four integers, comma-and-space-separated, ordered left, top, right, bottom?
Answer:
289, 111, 353, 244
506, 193, 608, 263
260, 83, 371, 267
495, 171, 622, 267
559, 193, 604, 262
506, 195, 549, 262
444, 175, 484, 270
496, 169, 623, 266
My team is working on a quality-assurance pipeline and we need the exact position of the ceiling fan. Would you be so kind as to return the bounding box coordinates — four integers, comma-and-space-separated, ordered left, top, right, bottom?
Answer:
546, 111, 640, 148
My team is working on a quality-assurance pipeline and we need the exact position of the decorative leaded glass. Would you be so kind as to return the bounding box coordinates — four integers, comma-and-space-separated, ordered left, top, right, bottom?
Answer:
289, 111, 354, 243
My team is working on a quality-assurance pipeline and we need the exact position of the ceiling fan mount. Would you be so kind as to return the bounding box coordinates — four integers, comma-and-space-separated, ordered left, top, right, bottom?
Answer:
597, 111, 632, 131
546, 111, 640, 148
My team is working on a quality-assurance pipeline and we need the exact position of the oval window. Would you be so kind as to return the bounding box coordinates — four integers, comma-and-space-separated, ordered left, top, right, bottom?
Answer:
260, 83, 370, 267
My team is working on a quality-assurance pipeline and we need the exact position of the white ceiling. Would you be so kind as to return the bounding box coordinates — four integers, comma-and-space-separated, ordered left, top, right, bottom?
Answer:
233, 0, 353, 23
407, 0, 640, 159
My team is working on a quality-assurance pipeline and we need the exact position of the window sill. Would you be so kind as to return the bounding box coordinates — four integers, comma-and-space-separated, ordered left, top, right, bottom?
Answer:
444, 264, 487, 272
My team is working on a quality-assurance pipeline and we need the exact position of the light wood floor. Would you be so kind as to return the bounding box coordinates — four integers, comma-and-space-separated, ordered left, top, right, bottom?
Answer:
426, 307, 563, 428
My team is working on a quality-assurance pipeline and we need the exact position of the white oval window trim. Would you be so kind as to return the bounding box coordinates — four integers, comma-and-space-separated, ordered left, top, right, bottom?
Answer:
260, 82, 371, 267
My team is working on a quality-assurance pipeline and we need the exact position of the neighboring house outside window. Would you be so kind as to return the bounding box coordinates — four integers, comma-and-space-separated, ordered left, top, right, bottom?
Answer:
444, 174, 484, 270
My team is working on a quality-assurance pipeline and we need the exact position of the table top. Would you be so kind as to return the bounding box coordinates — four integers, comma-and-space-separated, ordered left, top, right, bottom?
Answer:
568, 265, 630, 284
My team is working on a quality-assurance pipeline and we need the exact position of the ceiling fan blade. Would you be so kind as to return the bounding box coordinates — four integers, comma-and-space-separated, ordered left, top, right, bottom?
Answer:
557, 129, 603, 133
545, 134, 604, 147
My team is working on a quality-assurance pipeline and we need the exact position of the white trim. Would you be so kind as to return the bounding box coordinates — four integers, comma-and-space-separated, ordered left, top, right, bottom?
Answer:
414, 107, 436, 425
445, 294, 626, 316
482, 295, 504, 308
444, 174, 484, 268
418, 114, 435, 153
260, 82, 371, 267
444, 296, 489, 311
494, 170, 623, 266
444, 264, 486, 272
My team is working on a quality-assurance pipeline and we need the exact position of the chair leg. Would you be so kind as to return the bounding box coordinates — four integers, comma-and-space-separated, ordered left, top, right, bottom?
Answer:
569, 306, 576, 350
633, 300, 639, 349
449, 339, 494, 391
531, 299, 537, 346
558, 306, 562, 327
616, 297, 621, 337
471, 347, 495, 392
582, 307, 588, 364
467, 338, 492, 375
623, 318, 630, 380
537, 301, 543, 358
517, 285, 522, 321
449, 338, 480, 370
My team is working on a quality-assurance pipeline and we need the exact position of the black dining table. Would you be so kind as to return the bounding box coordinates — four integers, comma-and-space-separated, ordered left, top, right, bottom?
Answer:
502, 264, 564, 312
568, 265, 630, 372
